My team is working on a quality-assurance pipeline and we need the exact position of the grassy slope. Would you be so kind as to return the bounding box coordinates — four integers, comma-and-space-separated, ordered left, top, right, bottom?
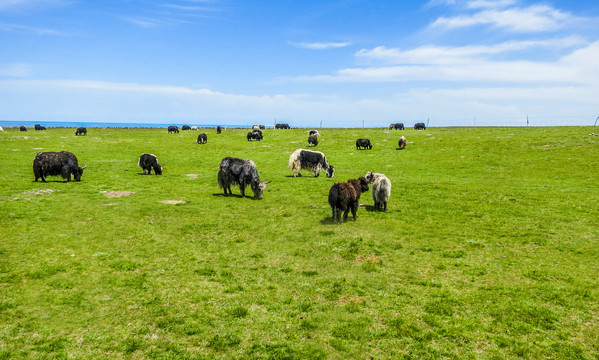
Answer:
0, 126, 598, 359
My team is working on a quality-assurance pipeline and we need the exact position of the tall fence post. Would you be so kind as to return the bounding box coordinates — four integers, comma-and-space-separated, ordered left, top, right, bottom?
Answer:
594, 116, 598, 126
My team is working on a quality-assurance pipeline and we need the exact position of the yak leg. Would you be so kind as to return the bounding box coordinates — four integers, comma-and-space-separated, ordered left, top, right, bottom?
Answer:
351, 202, 358, 220
383, 201, 388, 212
239, 182, 245, 197
342, 207, 350, 221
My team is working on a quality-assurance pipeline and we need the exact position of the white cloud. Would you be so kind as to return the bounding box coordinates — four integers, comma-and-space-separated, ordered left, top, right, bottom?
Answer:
356, 37, 586, 65
432, 4, 573, 32
0, 0, 68, 12
289, 41, 351, 50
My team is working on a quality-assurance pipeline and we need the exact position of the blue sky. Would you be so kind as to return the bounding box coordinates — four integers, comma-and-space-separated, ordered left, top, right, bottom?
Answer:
1, 0, 598, 127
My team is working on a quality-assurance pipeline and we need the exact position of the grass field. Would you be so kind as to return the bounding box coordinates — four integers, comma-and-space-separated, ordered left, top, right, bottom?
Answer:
1, 126, 598, 359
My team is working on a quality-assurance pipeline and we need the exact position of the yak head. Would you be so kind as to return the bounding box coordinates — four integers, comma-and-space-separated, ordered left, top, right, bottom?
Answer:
73, 165, 86, 181
251, 181, 270, 200
358, 177, 370, 192
154, 165, 163, 175
365, 171, 374, 183
325, 165, 335, 178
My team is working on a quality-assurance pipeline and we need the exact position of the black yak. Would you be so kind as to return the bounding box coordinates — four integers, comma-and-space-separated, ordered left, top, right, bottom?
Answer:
167, 126, 179, 133
181, 125, 191, 130
216, 126, 222, 134
20, 125, 27, 131
247, 130, 263, 141
197, 133, 207, 144
75, 127, 87, 135
308, 135, 318, 147
288, 149, 334, 178
33, 151, 85, 182
218, 157, 269, 199
356, 138, 372, 150
414, 122, 426, 130
138, 153, 162, 175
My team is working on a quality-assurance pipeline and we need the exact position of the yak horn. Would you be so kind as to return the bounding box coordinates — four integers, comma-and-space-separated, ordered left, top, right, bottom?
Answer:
264, 181, 272, 184
81, 165, 87, 169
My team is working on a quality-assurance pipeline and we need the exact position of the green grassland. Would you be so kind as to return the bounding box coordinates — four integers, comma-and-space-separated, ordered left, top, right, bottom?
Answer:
1, 126, 598, 359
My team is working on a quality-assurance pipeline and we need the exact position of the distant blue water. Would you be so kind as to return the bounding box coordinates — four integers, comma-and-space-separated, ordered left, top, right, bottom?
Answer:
0, 120, 247, 128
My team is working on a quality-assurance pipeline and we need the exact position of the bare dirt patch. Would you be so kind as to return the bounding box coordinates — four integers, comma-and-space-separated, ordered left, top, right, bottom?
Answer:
186, 174, 199, 179
160, 200, 188, 205
103, 191, 134, 198
23, 189, 54, 195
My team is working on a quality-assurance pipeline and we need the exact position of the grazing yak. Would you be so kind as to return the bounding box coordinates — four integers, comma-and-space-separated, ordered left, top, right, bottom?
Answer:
309, 129, 320, 137
33, 151, 85, 182
389, 123, 404, 130
34, 124, 46, 130
218, 157, 269, 200
216, 126, 222, 134
20, 125, 27, 131
356, 138, 372, 150
414, 122, 426, 130
288, 149, 335, 178
138, 153, 162, 175
308, 135, 318, 147
181, 125, 191, 130
167, 126, 179, 134
365, 171, 391, 212
247, 130, 263, 141
75, 127, 87, 135
275, 123, 290, 129
328, 177, 369, 223
191, 126, 198, 130
398, 136, 407, 149
259, 125, 265, 130
197, 133, 207, 144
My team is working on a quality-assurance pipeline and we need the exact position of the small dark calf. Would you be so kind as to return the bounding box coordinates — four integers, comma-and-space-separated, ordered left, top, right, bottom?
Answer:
308, 135, 318, 147
216, 126, 222, 134
328, 177, 369, 223
20, 125, 27, 131
75, 127, 87, 135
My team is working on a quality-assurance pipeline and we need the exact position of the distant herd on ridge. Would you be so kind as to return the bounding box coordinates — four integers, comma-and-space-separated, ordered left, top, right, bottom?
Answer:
15, 122, 428, 223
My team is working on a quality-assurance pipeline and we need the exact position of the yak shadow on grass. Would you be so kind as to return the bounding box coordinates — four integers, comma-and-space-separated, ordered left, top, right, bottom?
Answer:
212, 193, 258, 200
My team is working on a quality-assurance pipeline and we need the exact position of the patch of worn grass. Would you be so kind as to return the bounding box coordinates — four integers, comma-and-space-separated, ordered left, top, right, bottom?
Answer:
0, 126, 598, 358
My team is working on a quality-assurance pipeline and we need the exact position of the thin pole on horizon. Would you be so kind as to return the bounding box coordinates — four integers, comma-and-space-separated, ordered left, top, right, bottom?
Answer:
527, 116, 529, 126
320, 120, 322, 128
594, 116, 598, 126
474, 116, 476, 127
362, 120, 364, 128
427, 118, 429, 128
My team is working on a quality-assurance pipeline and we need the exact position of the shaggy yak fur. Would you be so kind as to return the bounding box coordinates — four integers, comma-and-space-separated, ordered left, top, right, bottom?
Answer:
328, 177, 369, 223
308, 135, 318, 147
196, 133, 207, 144
75, 127, 87, 135
365, 171, 391, 212
216, 126, 222, 134
309, 129, 320, 137
218, 157, 269, 200
33, 151, 85, 182
138, 153, 163, 175
398, 136, 407, 149
288, 149, 335, 178
167, 126, 179, 133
